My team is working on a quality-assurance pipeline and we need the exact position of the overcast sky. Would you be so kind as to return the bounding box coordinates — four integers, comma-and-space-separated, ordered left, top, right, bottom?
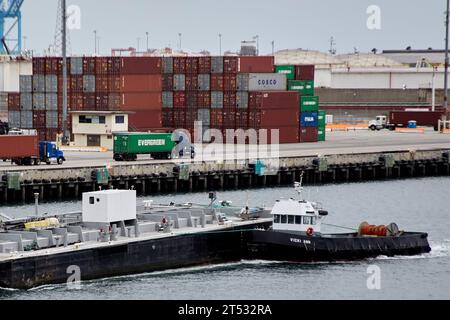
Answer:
19, 0, 446, 56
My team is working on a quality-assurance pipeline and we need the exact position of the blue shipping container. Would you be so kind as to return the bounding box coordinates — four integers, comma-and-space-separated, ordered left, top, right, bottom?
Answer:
300, 112, 318, 127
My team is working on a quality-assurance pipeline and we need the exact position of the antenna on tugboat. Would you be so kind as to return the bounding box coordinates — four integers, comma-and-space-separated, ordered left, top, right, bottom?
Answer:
294, 171, 305, 200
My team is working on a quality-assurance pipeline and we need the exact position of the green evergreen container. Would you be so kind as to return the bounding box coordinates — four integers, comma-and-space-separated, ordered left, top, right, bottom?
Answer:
304, 80, 314, 96
301, 96, 319, 112
288, 80, 314, 96
318, 126, 326, 141
275, 65, 295, 80
318, 110, 326, 127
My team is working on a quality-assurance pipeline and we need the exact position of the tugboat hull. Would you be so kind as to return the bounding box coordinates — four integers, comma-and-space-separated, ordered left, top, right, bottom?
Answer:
244, 230, 431, 262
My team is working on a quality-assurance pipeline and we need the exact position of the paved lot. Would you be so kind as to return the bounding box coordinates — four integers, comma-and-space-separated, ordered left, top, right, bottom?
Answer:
1, 129, 449, 170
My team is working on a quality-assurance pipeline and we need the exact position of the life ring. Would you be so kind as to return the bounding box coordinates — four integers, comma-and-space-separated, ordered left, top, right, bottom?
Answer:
306, 227, 314, 236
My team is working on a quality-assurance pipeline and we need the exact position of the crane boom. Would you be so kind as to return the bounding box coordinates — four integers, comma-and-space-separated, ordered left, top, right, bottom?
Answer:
0, 0, 24, 55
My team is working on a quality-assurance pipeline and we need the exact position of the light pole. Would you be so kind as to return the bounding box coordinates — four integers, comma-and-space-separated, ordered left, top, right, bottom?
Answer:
146, 32, 149, 51
93, 30, 97, 54
253, 35, 259, 55
178, 33, 182, 51
271, 40, 274, 56
23, 36, 27, 51
97, 37, 100, 55
219, 33, 222, 55
445, 0, 450, 122
137, 37, 141, 52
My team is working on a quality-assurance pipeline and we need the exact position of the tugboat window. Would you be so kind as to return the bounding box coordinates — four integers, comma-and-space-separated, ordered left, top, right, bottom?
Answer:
280, 215, 287, 223
295, 216, 302, 224
274, 215, 280, 223
288, 215, 295, 224
311, 217, 316, 225
89, 196, 94, 204
303, 216, 312, 225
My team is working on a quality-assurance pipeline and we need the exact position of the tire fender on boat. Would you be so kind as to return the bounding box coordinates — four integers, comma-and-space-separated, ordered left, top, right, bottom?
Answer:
306, 228, 314, 237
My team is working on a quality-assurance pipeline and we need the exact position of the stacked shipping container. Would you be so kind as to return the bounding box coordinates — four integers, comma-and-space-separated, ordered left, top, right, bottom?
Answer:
276, 64, 325, 142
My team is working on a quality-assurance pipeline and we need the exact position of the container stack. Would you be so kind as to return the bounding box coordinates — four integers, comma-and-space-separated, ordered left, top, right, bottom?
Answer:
275, 64, 325, 142
3, 55, 324, 144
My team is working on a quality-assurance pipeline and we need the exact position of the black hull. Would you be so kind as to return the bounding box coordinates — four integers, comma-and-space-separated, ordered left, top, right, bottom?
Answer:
0, 222, 270, 290
243, 230, 431, 262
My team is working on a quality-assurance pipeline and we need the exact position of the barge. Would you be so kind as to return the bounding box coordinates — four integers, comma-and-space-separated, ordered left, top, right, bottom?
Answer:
0, 190, 271, 289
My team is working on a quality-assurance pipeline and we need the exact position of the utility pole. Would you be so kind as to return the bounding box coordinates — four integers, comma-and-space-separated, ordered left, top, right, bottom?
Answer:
146, 32, 149, 51
137, 37, 140, 52
93, 30, 97, 54
178, 33, 182, 51
62, 0, 68, 145
271, 40, 274, 56
218, 33, 222, 55
445, 0, 450, 122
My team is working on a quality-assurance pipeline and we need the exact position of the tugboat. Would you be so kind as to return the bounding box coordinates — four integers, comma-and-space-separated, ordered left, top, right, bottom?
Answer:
245, 174, 431, 261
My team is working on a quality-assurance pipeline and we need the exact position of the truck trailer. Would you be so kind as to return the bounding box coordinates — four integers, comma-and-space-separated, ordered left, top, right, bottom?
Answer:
0, 135, 65, 165
113, 132, 195, 161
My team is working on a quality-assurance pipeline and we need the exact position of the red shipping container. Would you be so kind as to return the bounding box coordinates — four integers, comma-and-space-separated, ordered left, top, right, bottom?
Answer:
0, 135, 38, 158
249, 91, 299, 110
162, 110, 174, 127
7, 93, 20, 111
248, 110, 261, 128
222, 108, 236, 129
120, 75, 162, 92
69, 93, 84, 110
185, 75, 198, 91
299, 127, 318, 143
260, 108, 299, 127
210, 109, 223, 128
162, 74, 174, 91
128, 110, 162, 130
121, 57, 162, 74
45, 57, 61, 74
173, 92, 186, 108
295, 65, 315, 81
173, 57, 186, 74
33, 110, 46, 128
46, 129, 60, 142
120, 93, 162, 111
58, 75, 73, 92
186, 57, 199, 74
197, 91, 210, 107
210, 74, 224, 91
95, 57, 110, 75
223, 74, 237, 91
96, 94, 109, 110
223, 91, 236, 107
389, 111, 443, 127
32, 57, 47, 75
96, 76, 110, 92
70, 75, 84, 92
198, 57, 211, 73
185, 108, 197, 128
223, 56, 238, 73
109, 76, 121, 92
186, 92, 197, 107
83, 57, 96, 74
83, 93, 97, 110
235, 110, 249, 129
37, 130, 46, 142
173, 109, 186, 127
263, 126, 299, 144
239, 56, 274, 73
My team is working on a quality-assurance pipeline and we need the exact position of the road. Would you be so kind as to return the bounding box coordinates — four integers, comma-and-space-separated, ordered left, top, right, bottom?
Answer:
1, 130, 450, 170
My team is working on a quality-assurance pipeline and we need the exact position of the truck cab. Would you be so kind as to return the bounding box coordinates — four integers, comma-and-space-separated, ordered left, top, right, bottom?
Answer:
39, 141, 65, 165
368, 115, 387, 131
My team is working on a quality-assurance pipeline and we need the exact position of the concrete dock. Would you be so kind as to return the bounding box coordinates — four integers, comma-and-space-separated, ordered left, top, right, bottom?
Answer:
1, 130, 449, 204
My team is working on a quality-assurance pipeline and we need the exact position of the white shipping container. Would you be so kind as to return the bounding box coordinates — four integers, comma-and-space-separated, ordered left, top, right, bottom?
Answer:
248, 73, 287, 91
82, 190, 137, 224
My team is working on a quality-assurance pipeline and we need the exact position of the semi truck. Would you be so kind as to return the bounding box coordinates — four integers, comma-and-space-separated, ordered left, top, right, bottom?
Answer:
368, 111, 444, 131
113, 131, 195, 161
0, 135, 66, 165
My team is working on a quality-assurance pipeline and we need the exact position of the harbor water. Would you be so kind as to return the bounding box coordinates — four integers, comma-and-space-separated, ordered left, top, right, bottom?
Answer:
1, 177, 449, 300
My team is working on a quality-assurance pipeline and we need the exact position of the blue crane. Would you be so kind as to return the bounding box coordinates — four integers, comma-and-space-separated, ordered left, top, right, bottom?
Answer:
0, 0, 24, 55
